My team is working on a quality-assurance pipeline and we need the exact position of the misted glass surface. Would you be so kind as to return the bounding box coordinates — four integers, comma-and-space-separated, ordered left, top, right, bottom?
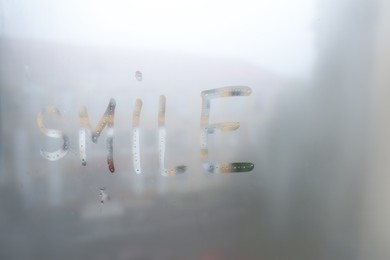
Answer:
1, 0, 390, 259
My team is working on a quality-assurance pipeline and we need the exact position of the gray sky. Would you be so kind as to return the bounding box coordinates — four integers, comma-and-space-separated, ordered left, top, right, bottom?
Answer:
0, 0, 316, 77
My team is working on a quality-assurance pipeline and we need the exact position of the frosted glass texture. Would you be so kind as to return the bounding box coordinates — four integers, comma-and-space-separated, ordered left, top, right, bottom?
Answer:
1, 0, 390, 259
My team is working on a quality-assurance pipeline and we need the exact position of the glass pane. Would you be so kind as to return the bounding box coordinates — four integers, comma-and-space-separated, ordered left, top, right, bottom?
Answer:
1, 0, 389, 259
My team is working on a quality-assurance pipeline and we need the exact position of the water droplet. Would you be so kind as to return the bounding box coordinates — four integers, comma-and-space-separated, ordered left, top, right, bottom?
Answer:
135, 70, 143, 81
99, 188, 109, 204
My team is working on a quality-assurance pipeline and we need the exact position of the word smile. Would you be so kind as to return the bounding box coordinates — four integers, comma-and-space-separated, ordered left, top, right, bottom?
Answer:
37, 86, 255, 175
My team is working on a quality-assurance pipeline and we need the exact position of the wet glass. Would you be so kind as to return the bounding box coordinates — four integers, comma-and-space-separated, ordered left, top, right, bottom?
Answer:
1, 0, 390, 259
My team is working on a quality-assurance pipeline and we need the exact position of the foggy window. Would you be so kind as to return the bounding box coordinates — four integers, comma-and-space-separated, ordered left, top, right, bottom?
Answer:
1, 0, 389, 259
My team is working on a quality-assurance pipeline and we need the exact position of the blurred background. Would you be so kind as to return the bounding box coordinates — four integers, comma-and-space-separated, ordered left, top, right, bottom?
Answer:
0, 0, 390, 259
